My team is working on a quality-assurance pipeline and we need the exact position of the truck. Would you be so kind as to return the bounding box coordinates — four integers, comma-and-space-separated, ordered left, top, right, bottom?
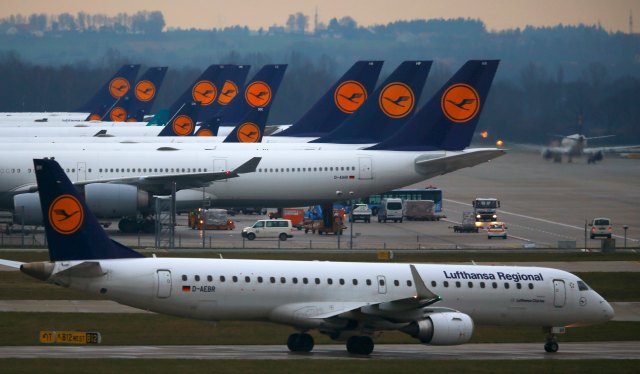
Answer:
403, 200, 442, 221
269, 208, 305, 230
303, 204, 346, 235
472, 198, 500, 222
453, 212, 480, 233
349, 203, 372, 223
189, 208, 235, 230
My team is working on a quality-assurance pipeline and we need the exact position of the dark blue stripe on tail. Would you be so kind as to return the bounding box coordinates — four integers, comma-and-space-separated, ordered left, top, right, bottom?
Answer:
367, 60, 499, 151
33, 159, 144, 261
274, 61, 383, 138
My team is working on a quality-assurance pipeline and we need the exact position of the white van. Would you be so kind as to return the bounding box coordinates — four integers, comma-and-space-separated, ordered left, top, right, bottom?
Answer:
590, 218, 613, 239
377, 198, 404, 223
242, 219, 294, 241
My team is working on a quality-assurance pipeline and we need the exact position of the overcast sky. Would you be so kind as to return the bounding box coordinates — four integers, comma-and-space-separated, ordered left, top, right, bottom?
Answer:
2, 0, 638, 33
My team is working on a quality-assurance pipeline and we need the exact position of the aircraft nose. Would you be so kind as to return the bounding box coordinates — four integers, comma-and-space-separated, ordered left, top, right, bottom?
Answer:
602, 299, 615, 321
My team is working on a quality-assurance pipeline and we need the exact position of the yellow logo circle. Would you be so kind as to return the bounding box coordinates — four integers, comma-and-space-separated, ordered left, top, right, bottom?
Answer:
109, 77, 130, 98
49, 194, 84, 235
109, 107, 127, 122
135, 80, 156, 102
245, 81, 272, 107
218, 80, 239, 105
87, 114, 102, 121
196, 128, 214, 136
379, 82, 415, 119
441, 84, 480, 123
236, 122, 261, 142
172, 115, 195, 136
192, 80, 217, 105
334, 80, 367, 114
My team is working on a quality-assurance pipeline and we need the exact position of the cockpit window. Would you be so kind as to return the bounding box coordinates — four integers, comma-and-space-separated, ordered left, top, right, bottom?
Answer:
577, 280, 590, 291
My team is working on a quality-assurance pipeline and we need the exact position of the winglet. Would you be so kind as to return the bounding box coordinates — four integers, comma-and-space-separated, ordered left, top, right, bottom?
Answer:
410, 265, 441, 304
228, 157, 262, 176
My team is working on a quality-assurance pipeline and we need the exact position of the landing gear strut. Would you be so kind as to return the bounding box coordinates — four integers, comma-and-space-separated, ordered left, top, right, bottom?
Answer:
346, 336, 374, 355
287, 332, 314, 353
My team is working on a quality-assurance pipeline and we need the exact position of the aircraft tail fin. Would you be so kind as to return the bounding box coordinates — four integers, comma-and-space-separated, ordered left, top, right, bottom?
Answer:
222, 107, 269, 143
216, 64, 287, 126
274, 61, 383, 137
367, 60, 499, 151
125, 66, 168, 122
33, 159, 144, 261
166, 65, 226, 120
75, 64, 140, 113
158, 102, 200, 136
312, 61, 432, 144
195, 117, 221, 136
197, 65, 251, 122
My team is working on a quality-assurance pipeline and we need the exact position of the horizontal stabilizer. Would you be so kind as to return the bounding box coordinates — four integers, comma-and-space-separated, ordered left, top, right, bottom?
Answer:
414, 149, 505, 179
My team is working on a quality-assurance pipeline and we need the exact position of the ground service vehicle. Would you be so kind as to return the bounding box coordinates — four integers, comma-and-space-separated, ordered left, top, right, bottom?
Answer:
403, 200, 441, 221
363, 188, 443, 215
453, 212, 480, 233
242, 219, 294, 241
590, 218, 613, 239
472, 198, 500, 222
303, 205, 346, 235
189, 209, 235, 230
377, 198, 404, 223
487, 222, 508, 239
350, 204, 372, 223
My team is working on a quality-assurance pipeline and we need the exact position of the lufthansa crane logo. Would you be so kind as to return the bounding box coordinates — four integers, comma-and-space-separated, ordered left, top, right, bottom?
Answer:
196, 128, 215, 136
109, 107, 127, 122
236, 122, 261, 142
172, 115, 195, 136
218, 80, 239, 105
245, 81, 272, 107
49, 194, 84, 235
441, 84, 480, 123
334, 80, 367, 114
379, 82, 414, 119
192, 80, 217, 106
135, 80, 156, 102
87, 113, 102, 121
109, 77, 130, 98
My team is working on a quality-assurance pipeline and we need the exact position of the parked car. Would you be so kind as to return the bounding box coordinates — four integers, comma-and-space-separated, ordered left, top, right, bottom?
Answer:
590, 218, 613, 239
487, 222, 508, 239
241, 219, 294, 241
377, 198, 404, 223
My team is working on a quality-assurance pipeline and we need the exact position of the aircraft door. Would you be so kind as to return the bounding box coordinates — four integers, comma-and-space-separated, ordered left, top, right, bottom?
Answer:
553, 279, 566, 307
358, 157, 372, 180
213, 159, 228, 182
76, 162, 87, 181
377, 275, 387, 294
157, 270, 172, 298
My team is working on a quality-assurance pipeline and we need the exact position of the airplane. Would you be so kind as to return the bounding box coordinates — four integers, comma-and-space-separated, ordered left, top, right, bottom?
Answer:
1, 61, 503, 233
541, 133, 640, 164
0, 64, 141, 123
0, 158, 614, 355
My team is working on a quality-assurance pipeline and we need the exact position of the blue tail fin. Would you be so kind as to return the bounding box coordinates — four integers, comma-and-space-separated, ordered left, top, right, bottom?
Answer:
195, 118, 221, 136
158, 101, 200, 136
33, 159, 144, 261
75, 64, 141, 113
222, 107, 269, 143
274, 61, 383, 137
367, 60, 499, 151
312, 61, 432, 144
166, 65, 226, 120
215, 64, 287, 126
125, 66, 169, 121
196, 65, 251, 122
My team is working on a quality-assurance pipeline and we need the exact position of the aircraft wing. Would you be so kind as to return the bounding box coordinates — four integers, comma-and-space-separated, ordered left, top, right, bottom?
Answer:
12, 157, 261, 196
0, 259, 23, 270
584, 145, 640, 154
414, 148, 505, 179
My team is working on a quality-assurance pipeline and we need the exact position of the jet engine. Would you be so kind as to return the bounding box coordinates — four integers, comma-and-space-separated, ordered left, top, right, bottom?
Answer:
400, 312, 474, 345
13, 184, 150, 225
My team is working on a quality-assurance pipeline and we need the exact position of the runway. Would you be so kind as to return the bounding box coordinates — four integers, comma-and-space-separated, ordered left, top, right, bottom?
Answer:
0, 342, 638, 360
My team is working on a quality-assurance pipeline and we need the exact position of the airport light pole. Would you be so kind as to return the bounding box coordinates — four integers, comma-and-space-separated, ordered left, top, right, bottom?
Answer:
623, 225, 629, 248
349, 191, 354, 250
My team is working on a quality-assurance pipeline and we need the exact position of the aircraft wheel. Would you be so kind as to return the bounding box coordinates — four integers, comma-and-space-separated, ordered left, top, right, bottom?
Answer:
544, 341, 559, 353
287, 333, 314, 353
346, 336, 374, 355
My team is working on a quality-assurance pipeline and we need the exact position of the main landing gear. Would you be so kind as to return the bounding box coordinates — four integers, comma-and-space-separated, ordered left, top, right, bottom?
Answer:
544, 332, 559, 353
286, 333, 375, 355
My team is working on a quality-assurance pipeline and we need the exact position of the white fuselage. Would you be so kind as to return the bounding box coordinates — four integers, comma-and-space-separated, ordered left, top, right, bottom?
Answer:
0, 148, 460, 209
48, 258, 614, 329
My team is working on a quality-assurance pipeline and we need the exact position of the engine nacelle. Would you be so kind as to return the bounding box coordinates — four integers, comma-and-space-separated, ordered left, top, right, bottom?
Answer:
401, 312, 474, 345
13, 193, 42, 225
84, 184, 149, 217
